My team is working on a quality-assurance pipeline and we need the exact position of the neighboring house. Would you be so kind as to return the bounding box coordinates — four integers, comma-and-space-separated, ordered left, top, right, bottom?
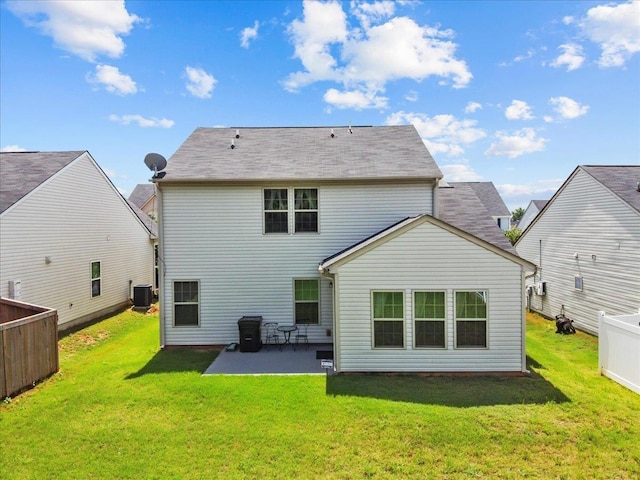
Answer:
0, 151, 157, 330
516, 165, 640, 335
449, 182, 511, 231
518, 200, 548, 232
154, 126, 535, 373
129, 184, 157, 220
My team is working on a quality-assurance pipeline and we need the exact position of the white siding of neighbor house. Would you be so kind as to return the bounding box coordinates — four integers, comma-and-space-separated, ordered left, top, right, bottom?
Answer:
159, 181, 434, 346
516, 168, 640, 334
331, 221, 525, 372
0, 153, 155, 328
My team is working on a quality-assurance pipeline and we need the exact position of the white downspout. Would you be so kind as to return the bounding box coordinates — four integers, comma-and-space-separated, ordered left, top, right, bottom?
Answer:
156, 182, 166, 349
320, 269, 338, 373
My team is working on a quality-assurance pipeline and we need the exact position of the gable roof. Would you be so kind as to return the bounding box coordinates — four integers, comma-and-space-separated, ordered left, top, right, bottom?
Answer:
128, 184, 155, 208
0, 151, 85, 213
439, 184, 516, 253
448, 182, 510, 217
531, 200, 548, 210
319, 214, 534, 272
158, 125, 442, 183
581, 165, 640, 213
126, 200, 158, 238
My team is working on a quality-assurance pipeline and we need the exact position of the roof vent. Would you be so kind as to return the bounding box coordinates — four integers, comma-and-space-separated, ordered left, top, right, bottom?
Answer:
637, 181, 640, 192
231, 138, 235, 149
235, 129, 240, 139
330, 128, 335, 138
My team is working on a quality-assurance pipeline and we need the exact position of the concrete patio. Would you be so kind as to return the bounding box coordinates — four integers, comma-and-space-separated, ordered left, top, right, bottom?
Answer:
203, 344, 334, 375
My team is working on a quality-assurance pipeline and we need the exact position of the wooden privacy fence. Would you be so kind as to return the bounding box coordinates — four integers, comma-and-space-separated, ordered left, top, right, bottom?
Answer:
0, 298, 59, 399
599, 309, 640, 395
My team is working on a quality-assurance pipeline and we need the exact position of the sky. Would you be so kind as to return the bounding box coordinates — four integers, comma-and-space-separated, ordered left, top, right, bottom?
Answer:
1, 0, 638, 211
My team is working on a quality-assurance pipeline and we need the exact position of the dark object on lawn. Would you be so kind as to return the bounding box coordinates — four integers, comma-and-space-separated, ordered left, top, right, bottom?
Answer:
555, 314, 576, 334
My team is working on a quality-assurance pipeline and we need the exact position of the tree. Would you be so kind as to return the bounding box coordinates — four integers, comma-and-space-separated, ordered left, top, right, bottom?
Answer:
504, 227, 522, 246
511, 207, 525, 222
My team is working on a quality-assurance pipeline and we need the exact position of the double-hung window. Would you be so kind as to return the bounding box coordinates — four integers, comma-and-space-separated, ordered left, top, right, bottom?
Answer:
174, 281, 200, 327
455, 291, 488, 348
294, 279, 319, 324
264, 188, 318, 234
91, 261, 101, 298
264, 189, 289, 233
372, 291, 404, 348
414, 291, 446, 348
294, 188, 318, 233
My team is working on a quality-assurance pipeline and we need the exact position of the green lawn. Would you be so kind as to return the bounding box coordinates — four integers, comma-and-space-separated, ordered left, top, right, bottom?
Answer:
1, 310, 639, 479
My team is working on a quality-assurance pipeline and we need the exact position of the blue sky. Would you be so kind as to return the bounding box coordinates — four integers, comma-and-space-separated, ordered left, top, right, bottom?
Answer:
1, 0, 638, 211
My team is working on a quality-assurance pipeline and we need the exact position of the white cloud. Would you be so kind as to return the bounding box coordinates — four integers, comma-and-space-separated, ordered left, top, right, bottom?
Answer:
184, 66, 216, 99
350, 0, 395, 29
579, 1, 640, 67
102, 167, 127, 180
284, 0, 472, 107
440, 163, 483, 182
505, 100, 534, 120
562, 16, 575, 25
6, 0, 140, 62
550, 43, 585, 71
404, 90, 418, 102
497, 178, 563, 198
324, 88, 388, 109
549, 96, 589, 119
88, 64, 137, 95
514, 49, 535, 62
240, 21, 260, 48
109, 114, 174, 128
1, 145, 27, 152
386, 111, 486, 157
464, 101, 482, 114
485, 128, 548, 159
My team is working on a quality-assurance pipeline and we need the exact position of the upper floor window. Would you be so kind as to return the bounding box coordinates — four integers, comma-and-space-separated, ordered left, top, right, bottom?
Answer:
264, 188, 318, 234
264, 189, 288, 233
91, 261, 101, 298
294, 188, 318, 233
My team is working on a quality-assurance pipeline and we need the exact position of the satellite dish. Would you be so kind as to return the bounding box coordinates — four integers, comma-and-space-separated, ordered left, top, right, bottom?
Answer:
144, 153, 167, 179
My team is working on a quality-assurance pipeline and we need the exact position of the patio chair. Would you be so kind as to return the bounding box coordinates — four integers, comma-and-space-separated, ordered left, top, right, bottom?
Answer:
295, 323, 309, 351
263, 322, 280, 349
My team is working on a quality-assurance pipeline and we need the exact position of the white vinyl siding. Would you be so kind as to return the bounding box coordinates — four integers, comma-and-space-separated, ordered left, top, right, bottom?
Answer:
516, 168, 640, 334
159, 181, 433, 346
331, 220, 525, 372
0, 153, 155, 328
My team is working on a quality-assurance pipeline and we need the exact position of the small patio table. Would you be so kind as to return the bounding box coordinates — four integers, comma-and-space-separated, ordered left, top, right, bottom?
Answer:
277, 325, 298, 351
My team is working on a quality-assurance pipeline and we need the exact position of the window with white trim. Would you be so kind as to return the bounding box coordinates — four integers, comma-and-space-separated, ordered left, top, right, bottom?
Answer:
414, 291, 446, 348
91, 261, 101, 298
264, 188, 288, 233
174, 281, 199, 326
294, 279, 319, 324
455, 291, 488, 348
294, 188, 318, 233
372, 291, 404, 348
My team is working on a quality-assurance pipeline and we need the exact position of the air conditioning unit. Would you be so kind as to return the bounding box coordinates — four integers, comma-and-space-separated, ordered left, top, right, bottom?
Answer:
535, 282, 546, 296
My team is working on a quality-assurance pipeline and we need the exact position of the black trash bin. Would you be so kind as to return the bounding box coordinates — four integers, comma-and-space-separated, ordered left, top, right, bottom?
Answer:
238, 316, 262, 352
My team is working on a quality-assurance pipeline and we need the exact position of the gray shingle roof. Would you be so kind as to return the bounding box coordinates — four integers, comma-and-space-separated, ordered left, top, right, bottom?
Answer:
126, 200, 158, 238
128, 184, 155, 208
0, 151, 84, 213
159, 125, 442, 182
581, 165, 640, 213
448, 182, 511, 217
532, 200, 548, 210
439, 184, 516, 254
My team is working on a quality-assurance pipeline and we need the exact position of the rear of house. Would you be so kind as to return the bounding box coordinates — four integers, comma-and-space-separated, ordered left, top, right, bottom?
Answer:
0, 151, 156, 330
516, 165, 640, 334
155, 125, 534, 373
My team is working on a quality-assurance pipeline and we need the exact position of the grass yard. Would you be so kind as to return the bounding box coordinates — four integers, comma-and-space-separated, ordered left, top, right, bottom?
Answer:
1, 309, 639, 479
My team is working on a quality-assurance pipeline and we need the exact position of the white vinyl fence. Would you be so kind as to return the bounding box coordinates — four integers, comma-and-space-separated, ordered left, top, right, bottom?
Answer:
598, 309, 640, 395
